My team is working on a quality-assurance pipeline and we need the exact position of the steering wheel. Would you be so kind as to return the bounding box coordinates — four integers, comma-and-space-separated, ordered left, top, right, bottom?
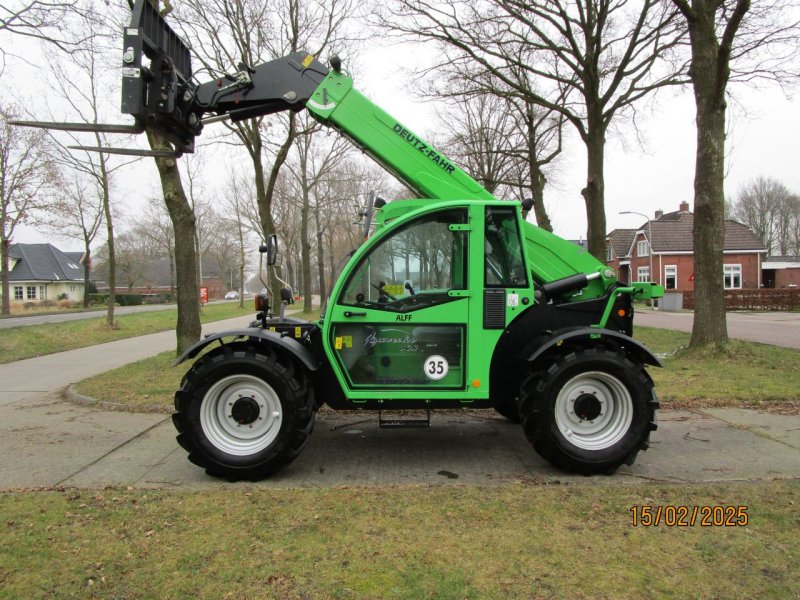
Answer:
371, 282, 397, 301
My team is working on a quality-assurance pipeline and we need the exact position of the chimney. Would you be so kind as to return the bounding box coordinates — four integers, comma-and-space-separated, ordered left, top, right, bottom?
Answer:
679, 201, 690, 212
655, 209, 663, 220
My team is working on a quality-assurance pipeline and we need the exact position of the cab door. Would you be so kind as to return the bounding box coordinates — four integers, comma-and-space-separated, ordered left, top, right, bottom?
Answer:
325, 207, 470, 395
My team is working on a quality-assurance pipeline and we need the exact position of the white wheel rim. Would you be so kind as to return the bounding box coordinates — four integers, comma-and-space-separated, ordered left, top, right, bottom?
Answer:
554, 371, 633, 451
200, 374, 283, 456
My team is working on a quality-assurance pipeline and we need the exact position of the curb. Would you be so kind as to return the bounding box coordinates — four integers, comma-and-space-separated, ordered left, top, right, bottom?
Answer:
65, 384, 172, 414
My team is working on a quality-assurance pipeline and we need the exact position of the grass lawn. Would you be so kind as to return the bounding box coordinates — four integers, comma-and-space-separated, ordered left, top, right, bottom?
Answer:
73, 325, 800, 412
634, 328, 800, 409
0, 303, 254, 364
1, 481, 797, 598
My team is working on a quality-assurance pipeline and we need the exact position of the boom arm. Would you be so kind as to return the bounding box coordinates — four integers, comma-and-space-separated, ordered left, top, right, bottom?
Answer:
121, 0, 492, 201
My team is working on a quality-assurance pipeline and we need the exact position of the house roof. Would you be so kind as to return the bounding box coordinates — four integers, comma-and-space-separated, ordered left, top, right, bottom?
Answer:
64, 252, 85, 264
567, 239, 589, 251
607, 229, 636, 257
609, 208, 767, 255
764, 256, 800, 269
8, 243, 85, 282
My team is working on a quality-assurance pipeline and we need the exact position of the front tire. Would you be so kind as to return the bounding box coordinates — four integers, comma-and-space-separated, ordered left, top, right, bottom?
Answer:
173, 343, 315, 480
518, 347, 658, 475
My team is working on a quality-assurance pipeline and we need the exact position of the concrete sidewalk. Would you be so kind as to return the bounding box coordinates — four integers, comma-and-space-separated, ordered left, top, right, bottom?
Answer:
1, 313, 799, 490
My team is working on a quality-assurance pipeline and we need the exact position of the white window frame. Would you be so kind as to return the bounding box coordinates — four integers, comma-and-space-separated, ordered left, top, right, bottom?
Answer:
637, 240, 649, 257
606, 245, 614, 262
723, 264, 742, 290
664, 265, 677, 290
26, 286, 37, 300
39, 285, 46, 299
637, 267, 650, 283
14, 286, 23, 300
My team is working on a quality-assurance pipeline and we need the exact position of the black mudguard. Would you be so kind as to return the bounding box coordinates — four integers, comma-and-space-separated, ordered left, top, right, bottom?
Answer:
173, 328, 321, 371
526, 327, 662, 368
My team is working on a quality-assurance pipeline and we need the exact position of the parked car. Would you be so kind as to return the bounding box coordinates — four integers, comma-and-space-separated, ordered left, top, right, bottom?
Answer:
224, 290, 240, 300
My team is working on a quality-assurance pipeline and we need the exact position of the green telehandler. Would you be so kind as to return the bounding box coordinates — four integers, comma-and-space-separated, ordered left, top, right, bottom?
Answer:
17, 0, 665, 478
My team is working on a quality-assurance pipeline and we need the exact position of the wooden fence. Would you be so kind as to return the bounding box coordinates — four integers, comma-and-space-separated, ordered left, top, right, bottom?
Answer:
674, 288, 800, 311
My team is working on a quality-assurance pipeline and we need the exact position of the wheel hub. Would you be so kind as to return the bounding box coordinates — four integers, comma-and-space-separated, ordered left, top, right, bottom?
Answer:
231, 397, 260, 425
573, 393, 602, 421
554, 371, 634, 451
200, 374, 283, 456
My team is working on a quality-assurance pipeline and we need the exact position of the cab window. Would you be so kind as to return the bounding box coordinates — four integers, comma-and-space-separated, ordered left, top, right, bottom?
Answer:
485, 206, 527, 287
340, 208, 468, 311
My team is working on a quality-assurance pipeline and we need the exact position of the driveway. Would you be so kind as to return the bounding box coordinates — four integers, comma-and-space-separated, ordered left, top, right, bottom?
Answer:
635, 308, 800, 349
1, 313, 799, 489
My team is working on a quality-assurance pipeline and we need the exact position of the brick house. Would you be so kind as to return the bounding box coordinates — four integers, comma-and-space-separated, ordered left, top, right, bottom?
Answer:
606, 202, 768, 291
762, 256, 800, 288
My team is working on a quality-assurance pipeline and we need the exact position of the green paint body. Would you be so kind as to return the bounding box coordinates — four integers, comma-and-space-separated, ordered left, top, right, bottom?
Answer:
304, 71, 664, 401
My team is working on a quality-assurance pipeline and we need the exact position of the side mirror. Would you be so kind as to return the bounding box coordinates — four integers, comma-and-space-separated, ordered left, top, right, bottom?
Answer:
260, 234, 279, 266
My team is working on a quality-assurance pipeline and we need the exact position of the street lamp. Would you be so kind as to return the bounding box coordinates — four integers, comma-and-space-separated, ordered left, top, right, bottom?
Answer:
620, 210, 654, 307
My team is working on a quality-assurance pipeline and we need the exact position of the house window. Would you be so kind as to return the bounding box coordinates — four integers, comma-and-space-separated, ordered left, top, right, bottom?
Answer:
637, 240, 649, 257
39, 286, 46, 299
27, 286, 37, 300
665, 265, 677, 290
724, 264, 742, 289
637, 267, 650, 283
606, 246, 614, 262
14, 286, 23, 300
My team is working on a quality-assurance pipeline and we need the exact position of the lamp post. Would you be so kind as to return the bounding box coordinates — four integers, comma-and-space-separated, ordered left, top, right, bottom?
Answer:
620, 210, 653, 307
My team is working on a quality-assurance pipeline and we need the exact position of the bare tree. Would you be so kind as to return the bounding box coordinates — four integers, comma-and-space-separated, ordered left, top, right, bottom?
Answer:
113, 229, 153, 291
43, 19, 131, 325
441, 90, 562, 230
383, 0, 687, 258
40, 173, 103, 307
440, 93, 518, 196
222, 176, 254, 307
133, 196, 176, 298
1, 103, 55, 314
672, 0, 800, 348
731, 176, 796, 254
284, 117, 350, 312
177, 0, 354, 305
0, 0, 91, 55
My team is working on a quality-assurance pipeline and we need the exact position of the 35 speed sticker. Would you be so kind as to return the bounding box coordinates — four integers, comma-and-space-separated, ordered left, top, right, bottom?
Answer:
424, 355, 449, 380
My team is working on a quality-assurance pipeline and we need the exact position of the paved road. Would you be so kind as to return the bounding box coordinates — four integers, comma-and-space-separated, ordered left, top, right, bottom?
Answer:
635, 308, 800, 349
0, 299, 241, 329
1, 312, 798, 489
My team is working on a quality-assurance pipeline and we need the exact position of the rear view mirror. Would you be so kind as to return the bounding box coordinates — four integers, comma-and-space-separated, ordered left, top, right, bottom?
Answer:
259, 234, 279, 266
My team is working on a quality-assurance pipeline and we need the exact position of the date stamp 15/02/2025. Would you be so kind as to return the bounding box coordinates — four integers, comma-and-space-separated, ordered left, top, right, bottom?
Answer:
629, 505, 749, 527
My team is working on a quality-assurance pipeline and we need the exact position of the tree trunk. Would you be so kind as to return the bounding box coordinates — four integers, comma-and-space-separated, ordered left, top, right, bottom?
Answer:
260, 115, 297, 305
529, 166, 551, 232
314, 207, 326, 303
301, 187, 312, 313
100, 157, 116, 327
169, 248, 175, 300
1, 236, 10, 315
686, 7, 729, 348
82, 244, 91, 308
146, 131, 201, 354
526, 106, 553, 232
581, 116, 607, 260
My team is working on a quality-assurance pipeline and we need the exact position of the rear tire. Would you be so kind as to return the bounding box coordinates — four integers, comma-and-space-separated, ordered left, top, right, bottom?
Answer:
173, 343, 315, 480
518, 346, 658, 475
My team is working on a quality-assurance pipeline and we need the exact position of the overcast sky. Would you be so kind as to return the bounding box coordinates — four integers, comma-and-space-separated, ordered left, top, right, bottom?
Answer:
8, 18, 800, 249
